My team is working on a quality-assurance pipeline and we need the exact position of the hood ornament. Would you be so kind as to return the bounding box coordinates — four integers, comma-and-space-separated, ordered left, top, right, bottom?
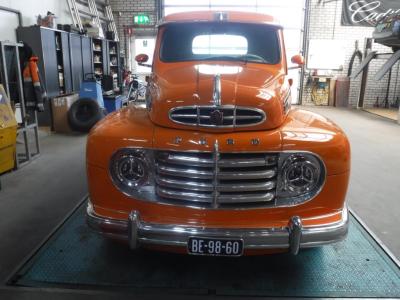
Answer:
212, 74, 221, 106
210, 74, 223, 125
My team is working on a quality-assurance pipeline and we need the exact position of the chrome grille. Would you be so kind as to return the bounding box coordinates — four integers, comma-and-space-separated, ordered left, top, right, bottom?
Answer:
155, 151, 278, 208
169, 105, 266, 128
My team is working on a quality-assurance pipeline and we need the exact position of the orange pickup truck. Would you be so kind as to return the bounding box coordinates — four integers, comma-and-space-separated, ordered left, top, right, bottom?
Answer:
86, 11, 351, 256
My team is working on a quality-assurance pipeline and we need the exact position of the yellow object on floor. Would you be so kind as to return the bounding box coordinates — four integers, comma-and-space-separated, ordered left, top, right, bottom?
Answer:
0, 84, 17, 174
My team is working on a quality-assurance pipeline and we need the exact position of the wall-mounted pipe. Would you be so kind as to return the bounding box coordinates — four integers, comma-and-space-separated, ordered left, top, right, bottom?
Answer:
0, 6, 22, 27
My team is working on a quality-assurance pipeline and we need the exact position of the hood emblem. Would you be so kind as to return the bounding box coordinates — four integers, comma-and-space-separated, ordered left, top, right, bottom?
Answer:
212, 74, 221, 106
173, 136, 182, 144
210, 109, 224, 125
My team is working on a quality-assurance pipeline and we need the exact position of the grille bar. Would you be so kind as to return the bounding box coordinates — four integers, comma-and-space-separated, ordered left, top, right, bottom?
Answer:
218, 169, 276, 180
157, 153, 214, 167
157, 164, 213, 179
156, 177, 214, 192
217, 181, 276, 192
156, 187, 213, 203
219, 158, 275, 168
169, 105, 266, 128
155, 150, 278, 208
218, 192, 275, 203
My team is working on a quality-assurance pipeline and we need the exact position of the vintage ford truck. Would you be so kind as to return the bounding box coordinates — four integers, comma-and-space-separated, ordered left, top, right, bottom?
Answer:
86, 11, 351, 256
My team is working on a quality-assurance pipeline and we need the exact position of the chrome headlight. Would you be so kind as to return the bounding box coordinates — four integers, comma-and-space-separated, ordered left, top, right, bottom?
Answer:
277, 153, 325, 205
109, 149, 155, 197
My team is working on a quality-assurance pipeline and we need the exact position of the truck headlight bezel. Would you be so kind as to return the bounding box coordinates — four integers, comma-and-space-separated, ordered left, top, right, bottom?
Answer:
109, 148, 155, 198
276, 152, 326, 206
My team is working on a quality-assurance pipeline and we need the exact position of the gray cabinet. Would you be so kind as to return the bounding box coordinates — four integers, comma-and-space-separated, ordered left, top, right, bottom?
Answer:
69, 33, 83, 92
58, 31, 73, 94
92, 38, 108, 77
82, 36, 93, 78
108, 41, 121, 89
16, 26, 121, 126
40, 29, 59, 96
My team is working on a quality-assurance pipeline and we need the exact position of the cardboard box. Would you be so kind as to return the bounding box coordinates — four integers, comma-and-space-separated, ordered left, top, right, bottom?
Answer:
51, 94, 79, 133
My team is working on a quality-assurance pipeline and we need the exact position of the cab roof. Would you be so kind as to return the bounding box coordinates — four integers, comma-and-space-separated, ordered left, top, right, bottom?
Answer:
160, 11, 282, 28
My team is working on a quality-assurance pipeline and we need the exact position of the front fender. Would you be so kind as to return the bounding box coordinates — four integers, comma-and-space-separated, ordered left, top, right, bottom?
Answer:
281, 109, 351, 176
87, 106, 154, 169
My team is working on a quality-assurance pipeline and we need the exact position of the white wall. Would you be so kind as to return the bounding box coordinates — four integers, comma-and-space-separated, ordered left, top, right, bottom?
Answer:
0, 0, 72, 42
302, 0, 397, 108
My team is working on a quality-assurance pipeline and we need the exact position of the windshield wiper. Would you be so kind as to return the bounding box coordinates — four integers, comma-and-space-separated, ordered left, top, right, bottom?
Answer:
201, 55, 239, 61
200, 54, 268, 64
237, 54, 269, 64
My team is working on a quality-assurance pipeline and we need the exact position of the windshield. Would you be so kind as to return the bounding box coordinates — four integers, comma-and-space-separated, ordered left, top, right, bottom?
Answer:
160, 22, 281, 64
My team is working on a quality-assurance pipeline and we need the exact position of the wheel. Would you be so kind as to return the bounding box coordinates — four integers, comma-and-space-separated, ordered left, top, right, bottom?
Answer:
68, 98, 105, 133
128, 80, 139, 101
130, 89, 139, 101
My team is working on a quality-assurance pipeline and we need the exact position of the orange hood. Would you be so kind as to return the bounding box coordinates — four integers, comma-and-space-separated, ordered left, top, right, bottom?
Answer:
148, 61, 289, 132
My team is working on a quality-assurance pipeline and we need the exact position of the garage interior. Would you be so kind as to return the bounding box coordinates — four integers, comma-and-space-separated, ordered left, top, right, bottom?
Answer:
0, 0, 400, 299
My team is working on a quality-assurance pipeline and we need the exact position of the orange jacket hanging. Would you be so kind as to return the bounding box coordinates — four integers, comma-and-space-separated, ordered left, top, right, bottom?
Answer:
23, 56, 45, 112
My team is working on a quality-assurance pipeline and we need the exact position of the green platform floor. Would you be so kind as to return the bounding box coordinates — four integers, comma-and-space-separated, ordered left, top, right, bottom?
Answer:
8, 200, 400, 298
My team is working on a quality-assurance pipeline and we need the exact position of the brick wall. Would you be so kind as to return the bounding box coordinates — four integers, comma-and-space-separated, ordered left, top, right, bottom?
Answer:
109, 0, 158, 68
303, 0, 400, 108
109, 0, 400, 108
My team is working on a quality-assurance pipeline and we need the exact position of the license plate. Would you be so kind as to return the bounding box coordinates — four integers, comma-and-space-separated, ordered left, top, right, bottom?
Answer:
187, 237, 244, 256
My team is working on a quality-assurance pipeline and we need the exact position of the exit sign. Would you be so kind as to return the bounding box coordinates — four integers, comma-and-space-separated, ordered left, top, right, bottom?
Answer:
134, 15, 150, 25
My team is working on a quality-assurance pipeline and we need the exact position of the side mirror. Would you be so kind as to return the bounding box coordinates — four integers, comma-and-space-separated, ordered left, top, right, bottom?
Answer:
135, 54, 149, 63
290, 54, 305, 67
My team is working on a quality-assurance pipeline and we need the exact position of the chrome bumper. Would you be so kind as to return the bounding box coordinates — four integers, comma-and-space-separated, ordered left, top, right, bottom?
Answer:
86, 203, 349, 255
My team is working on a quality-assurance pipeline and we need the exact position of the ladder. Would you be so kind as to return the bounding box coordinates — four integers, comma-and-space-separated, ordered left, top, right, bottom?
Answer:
66, 0, 83, 33
66, 0, 119, 41
87, 0, 104, 38
105, 4, 119, 41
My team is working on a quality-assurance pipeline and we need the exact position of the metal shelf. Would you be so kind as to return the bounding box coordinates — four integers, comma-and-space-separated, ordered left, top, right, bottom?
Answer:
0, 42, 40, 169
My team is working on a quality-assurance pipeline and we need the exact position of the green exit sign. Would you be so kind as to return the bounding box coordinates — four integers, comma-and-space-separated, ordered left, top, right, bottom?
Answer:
134, 15, 150, 25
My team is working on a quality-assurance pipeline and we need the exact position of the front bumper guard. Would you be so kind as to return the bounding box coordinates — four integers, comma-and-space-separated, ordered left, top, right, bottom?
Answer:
87, 203, 349, 255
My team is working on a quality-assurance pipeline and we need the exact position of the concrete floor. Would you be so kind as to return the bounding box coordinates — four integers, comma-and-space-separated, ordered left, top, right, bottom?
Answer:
0, 133, 88, 283
0, 106, 399, 299
305, 106, 400, 259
